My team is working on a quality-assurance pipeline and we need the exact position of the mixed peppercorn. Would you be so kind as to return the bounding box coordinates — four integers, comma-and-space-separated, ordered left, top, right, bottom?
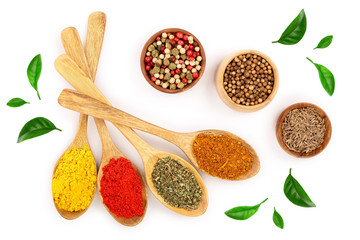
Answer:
144, 31, 203, 90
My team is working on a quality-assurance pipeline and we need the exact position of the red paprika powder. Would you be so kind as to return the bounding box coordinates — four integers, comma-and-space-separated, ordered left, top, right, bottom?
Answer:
100, 157, 143, 219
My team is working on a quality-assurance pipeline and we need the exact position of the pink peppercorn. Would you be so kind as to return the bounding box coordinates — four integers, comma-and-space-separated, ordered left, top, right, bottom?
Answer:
179, 59, 184, 64
186, 50, 193, 57
182, 78, 188, 84
156, 36, 161, 41
177, 40, 184, 46
151, 76, 157, 82
183, 35, 188, 41
145, 65, 151, 71
189, 56, 194, 61
144, 57, 151, 63
170, 70, 175, 75
176, 32, 183, 39
187, 65, 193, 70
193, 72, 199, 79
189, 44, 194, 50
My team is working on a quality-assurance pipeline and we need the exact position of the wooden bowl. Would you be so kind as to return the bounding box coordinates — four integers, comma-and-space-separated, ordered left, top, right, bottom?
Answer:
275, 102, 332, 158
215, 50, 279, 112
140, 28, 206, 94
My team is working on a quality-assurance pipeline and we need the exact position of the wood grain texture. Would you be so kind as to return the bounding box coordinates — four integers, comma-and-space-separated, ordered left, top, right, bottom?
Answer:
215, 49, 279, 112
52, 27, 95, 220
58, 88, 261, 181
275, 102, 332, 158
140, 28, 206, 94
55, 55, 208, 216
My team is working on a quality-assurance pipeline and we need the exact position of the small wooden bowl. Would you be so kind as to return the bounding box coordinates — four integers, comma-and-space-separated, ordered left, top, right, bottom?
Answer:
140, 28, 206, 94
215, 50, 279, 112
275, 102, 332, 158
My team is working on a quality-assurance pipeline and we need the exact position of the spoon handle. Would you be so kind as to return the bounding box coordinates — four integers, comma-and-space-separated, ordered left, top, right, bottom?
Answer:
61, 27, 91, 139
85, 11, 106, 80
55, 55, 184, 144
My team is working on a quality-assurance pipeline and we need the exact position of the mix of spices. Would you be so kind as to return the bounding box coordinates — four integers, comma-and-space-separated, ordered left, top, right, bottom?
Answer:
52, 145, 96, 212
152, 157, 202, 209
144, 31, 203, 90
281, 107, 326, 153
193, 133, 254, 180
223, 53, 274, 106
100, 157, 144, 219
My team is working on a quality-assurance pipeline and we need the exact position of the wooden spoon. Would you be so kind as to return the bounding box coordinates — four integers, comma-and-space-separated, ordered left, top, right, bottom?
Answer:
55, 55, 208, 216
61, 14, 148, 225
51, 31, 95, 220
55, 54, 260, 181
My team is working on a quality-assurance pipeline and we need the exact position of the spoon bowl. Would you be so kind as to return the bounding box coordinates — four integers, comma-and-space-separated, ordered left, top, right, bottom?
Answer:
52, 123, 96, 220
96, 124, 148, 225
118, 127, 208, 217
179, 129, 260, 180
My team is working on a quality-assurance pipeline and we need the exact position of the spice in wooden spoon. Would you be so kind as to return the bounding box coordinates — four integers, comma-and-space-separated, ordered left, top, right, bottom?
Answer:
61, 14, 147, 225
51, 28, 96, 220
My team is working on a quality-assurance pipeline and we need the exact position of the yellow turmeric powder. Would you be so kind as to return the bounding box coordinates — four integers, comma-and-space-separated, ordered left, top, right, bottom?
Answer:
52, 145, 96, 212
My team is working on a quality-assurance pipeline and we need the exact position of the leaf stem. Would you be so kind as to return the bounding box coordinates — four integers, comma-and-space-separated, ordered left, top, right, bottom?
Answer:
260, 198, 268, 205
306, 57, 314, 64
37, 91, 41, 100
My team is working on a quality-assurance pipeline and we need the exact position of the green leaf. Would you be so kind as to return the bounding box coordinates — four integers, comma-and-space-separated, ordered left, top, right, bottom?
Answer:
7, 98, 29, 107
307, 57, 335, 96
224, 198, 268, 220
314, 35, 333, 49
273, 207, 284, 229
17, 117, 61, 143
284, 169, 316, 207
27, 54, 42, 100
272, 9, 307, 45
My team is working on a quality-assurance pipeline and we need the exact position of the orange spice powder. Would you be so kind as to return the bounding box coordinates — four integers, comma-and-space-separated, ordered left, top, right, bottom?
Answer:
192, 133, 254, 180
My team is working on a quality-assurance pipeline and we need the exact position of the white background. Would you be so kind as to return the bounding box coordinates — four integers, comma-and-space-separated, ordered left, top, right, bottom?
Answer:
0, 0, 359, 239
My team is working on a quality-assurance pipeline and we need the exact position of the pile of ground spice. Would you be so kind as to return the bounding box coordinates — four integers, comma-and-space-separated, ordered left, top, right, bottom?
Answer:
100, 157, 144, 219
281, 107, 326, 153
152, 157, 202, 210
52, 145, 96, 212
192, 133, 254, 180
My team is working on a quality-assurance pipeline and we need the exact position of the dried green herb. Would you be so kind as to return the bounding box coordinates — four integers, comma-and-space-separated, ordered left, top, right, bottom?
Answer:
284, 169, 316, 208
314, 35, 333, 50
152, 157, 202, 209
273, 207, 284, 229
224, 198, 268, 220
27, 54, 42, 100
7, 98, 29, 107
